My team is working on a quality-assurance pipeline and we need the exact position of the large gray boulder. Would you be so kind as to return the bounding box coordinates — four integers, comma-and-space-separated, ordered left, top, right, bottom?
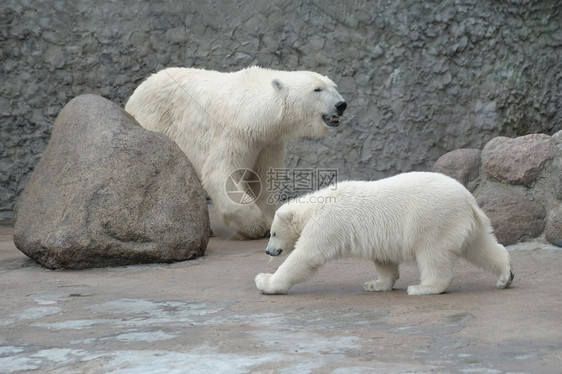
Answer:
13, 94, 210, 269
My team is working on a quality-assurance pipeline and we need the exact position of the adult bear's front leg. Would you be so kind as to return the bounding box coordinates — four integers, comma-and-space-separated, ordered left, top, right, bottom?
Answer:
222, 205, 269, 239
202, 151, 269, 239
253, 141, 286, 226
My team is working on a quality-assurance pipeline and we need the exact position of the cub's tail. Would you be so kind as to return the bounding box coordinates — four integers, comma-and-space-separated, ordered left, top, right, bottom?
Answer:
463, 200, 513, 288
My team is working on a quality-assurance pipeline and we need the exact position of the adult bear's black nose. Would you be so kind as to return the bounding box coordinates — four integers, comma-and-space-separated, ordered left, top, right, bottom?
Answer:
335, 101, 347, 115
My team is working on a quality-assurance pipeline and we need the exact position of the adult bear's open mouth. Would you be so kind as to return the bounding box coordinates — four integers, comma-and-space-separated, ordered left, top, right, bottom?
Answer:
322, 101, 347, 127
323, 113, 342, 127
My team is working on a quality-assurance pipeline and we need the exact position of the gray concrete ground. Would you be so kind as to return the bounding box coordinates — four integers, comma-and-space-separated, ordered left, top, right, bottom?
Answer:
1, 207, 561, 373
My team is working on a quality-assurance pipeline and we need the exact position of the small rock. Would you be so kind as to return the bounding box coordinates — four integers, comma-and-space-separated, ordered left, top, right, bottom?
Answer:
545, 207, 562, 248
432, 148, 481, 191
553, 130, 562, 200
13, 94, 210, 269
482, 134, 556, 186
476, 184, 546, 246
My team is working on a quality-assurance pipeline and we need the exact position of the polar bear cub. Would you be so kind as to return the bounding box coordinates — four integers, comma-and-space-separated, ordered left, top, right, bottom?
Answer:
255, 172, 514, 295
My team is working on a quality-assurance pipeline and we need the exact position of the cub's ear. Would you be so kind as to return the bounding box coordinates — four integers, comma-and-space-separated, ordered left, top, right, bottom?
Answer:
271, 79, 284, 92
275, 208, 293, 222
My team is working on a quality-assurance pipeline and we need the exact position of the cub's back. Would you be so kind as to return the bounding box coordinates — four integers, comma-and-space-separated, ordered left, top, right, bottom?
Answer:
318, 173, 477, 258
315, 172, 476, 227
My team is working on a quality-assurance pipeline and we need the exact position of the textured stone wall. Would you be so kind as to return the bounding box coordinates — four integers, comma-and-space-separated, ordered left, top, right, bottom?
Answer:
1, 0, 561, 219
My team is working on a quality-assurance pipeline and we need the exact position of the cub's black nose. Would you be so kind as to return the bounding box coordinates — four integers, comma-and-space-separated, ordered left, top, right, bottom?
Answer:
265, 247, 283, 256
335, 101, 347, 115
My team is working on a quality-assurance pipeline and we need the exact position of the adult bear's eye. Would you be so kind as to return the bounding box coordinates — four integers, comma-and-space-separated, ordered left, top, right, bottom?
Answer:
314, 87, 323, 92
272, 232, 276, 237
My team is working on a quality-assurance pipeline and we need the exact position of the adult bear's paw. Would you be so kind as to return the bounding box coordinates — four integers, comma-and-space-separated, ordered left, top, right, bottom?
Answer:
224, 206, 269, 239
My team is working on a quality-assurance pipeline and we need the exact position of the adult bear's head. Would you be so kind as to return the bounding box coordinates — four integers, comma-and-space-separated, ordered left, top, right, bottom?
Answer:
271, 71, 347, 139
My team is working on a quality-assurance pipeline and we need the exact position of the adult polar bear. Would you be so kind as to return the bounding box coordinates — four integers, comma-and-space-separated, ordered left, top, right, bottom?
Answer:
256, 172, 514, 295
125, 67, 346, 239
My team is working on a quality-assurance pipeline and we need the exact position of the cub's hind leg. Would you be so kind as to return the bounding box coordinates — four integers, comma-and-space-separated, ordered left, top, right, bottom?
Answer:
462, 229, 513, 289
364, 260, 399, 292
408, 250, 456, 296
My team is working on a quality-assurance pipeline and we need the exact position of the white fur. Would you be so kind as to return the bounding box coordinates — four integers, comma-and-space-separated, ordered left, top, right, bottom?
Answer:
125, 66, 345, 238
255, 172, 513, 295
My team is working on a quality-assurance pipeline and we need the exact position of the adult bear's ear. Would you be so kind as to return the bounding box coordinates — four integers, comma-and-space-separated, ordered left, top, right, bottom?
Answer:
276, 208, 293, 222
271, 79, 284, 92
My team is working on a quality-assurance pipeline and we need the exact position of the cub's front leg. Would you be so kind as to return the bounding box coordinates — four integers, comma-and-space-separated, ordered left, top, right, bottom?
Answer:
255, 246, 327, 295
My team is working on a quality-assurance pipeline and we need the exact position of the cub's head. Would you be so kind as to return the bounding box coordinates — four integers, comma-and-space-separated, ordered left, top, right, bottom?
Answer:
265, 205, 300, 257
272, 71, 347, 139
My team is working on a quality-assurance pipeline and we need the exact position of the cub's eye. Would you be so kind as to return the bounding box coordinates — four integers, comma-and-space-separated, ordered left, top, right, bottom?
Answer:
272, 232, 276, 237
314, 87, 323, 92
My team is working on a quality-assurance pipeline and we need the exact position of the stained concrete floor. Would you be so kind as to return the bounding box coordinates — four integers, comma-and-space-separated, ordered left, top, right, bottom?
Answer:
1, 208, 561, 373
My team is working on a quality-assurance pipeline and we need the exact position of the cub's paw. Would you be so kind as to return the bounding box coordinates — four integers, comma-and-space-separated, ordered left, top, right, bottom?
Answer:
363, 280, 392, 292
255, 273, 272, 293
496, 270, 514, 289
407, 284, 446, 296
255, 273, 287, 295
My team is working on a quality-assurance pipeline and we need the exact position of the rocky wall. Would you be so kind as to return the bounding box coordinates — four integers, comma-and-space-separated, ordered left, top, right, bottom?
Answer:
434, 131, 562, 247
1, 0, 561, 219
